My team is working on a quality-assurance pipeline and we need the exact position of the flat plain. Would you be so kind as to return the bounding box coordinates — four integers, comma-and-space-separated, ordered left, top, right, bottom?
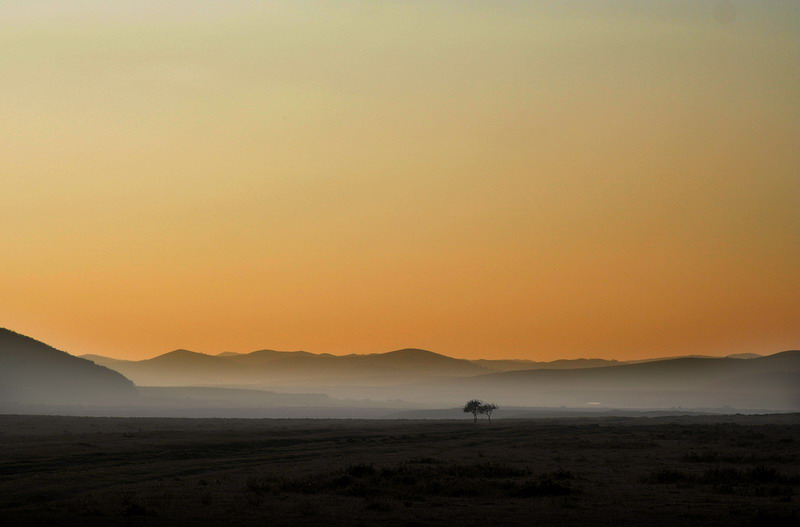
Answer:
1, 414, 798, 526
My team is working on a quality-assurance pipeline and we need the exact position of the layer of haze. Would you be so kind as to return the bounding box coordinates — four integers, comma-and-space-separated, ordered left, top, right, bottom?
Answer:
2, 1, 798, 361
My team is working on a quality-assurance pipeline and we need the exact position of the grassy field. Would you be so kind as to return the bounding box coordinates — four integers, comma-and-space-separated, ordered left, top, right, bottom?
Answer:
1, 413, 798, 526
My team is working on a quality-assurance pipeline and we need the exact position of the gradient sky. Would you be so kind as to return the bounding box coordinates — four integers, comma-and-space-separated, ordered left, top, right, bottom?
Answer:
2, 1, 798, 361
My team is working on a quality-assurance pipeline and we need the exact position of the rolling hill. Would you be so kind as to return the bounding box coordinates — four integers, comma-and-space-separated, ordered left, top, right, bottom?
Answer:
434, 351, 800, 410
75, 342, 799, 412
0, 328, 137, 406
472, 357, 622, 371
83, 350, 255, 386
6, 326, 795, 415
83, 347, 491, 386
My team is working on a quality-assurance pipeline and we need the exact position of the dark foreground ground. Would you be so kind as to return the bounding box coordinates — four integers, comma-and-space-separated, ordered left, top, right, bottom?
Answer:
1, 414, 798, 526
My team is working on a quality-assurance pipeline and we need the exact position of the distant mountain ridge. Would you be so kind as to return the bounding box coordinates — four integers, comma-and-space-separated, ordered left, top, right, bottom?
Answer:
439, 350, 800, 410
473, 357, 623, 371
1, 326, 796, 413
82, 347, 489, 386
80, 344, 775, 389
0, 328, 136, 405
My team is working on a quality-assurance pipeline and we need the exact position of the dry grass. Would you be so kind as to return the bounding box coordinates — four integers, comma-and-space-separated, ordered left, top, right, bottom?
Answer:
0, 414, 798, 526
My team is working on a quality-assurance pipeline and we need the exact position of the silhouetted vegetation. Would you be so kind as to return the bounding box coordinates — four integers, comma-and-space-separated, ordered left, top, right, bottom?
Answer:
463, 399, 483, 423
462, 400, 500, 423
479, 402, 498, 422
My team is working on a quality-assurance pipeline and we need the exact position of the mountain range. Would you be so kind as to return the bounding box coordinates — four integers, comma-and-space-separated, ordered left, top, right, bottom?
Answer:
79, 346, 767, 389
77, 343, 798, 411
440, 350, 800, 410
2, 327, 797, 413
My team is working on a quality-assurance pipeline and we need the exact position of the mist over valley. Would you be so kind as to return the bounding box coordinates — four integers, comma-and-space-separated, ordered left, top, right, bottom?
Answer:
2, 328, 797, 418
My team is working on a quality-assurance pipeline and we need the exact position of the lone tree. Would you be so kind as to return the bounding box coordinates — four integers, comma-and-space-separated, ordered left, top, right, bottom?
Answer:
463, 399, 483, 423
479, 402, 498, 423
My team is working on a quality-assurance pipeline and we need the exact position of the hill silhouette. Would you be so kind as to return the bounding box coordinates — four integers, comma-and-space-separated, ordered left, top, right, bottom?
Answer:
84, 347, 489, 386
85, 349, 253, 386
473, 350, 800, 387
6, 325, 793, 413
82, 345, 774, 392
0, 328, 136, 406
472, 357, 621, 371
74, 341, 799, 412
438, 351, 800, 410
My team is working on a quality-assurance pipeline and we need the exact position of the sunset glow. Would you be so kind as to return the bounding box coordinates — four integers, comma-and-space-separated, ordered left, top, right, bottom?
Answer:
2, 1, 798, 360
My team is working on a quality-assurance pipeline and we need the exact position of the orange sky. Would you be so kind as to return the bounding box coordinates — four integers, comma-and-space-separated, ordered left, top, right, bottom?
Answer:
2, 1, 798, 361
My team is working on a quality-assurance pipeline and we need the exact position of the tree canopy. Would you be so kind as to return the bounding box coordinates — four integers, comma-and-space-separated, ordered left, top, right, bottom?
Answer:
479, 402, 498, 422
463, 399, 482, 423
463, 399, 499, 423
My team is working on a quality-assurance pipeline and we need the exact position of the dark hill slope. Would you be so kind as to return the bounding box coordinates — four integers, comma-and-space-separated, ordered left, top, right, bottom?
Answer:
0, 328, 136, 405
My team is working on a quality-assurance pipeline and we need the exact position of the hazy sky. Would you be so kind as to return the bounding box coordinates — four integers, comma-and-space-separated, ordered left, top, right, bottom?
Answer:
2, 1, 798, 361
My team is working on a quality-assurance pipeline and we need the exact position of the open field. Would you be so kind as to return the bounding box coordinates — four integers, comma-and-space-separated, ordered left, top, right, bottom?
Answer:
1, 414, 798, 526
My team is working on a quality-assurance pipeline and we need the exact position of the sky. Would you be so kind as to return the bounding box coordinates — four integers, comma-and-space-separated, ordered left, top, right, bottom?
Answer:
2, 1, 798, 361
